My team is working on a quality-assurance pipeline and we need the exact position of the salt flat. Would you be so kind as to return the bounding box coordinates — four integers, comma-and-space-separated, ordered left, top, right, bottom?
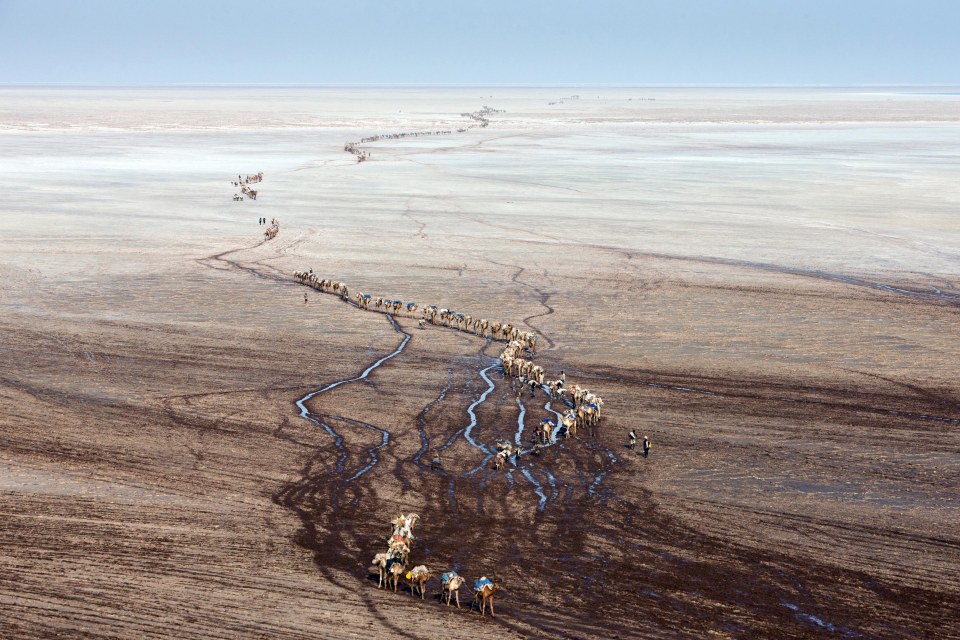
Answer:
1, 87, 958, 639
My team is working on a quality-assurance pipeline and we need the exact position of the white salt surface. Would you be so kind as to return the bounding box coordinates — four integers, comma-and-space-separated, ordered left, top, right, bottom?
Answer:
2, 87, 959, 361
2, 87, 958, 272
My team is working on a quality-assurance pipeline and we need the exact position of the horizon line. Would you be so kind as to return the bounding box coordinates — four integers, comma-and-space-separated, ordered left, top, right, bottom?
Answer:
0, 82, 957, 90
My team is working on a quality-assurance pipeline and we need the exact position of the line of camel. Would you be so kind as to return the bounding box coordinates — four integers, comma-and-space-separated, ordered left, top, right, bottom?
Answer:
263, 218, 279, 240
343, 106, 505, 163
369, 512, 502, 617
291, 268, 606, 469
231, 171, 263, 201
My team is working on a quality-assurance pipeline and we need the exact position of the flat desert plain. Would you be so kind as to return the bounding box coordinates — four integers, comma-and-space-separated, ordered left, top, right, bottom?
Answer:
1, 87, 959, 639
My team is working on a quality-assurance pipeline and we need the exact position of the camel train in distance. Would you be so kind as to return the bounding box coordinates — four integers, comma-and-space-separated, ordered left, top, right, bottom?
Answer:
264, 218, 279, 240
292, 269, 606, 463
369, 512, 503, 617
342, 106, 505, 163
232, 171, 263, 201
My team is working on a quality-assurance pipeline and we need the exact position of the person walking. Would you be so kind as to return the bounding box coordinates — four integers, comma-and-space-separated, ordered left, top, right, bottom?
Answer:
304, 293, 308, 304
628, 430, 637, 450
642, 436, 651, 457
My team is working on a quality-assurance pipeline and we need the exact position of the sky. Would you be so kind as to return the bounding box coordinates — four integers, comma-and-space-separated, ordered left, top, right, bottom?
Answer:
1, 0, 957, 86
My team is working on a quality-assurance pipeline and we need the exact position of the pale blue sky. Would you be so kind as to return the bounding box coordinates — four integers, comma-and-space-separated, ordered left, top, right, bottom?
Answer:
1, 0, 957, 85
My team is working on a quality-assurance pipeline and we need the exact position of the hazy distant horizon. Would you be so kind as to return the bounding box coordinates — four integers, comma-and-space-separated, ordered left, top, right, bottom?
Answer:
2, 83, 959, 90
2, 1, 957, 86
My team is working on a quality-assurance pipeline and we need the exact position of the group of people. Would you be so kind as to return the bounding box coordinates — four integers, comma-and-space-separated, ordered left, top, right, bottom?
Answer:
369, 512, 502, 616
628, 430, 652, 456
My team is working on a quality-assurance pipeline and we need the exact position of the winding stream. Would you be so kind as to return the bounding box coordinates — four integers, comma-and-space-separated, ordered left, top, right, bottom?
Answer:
294, 315, 411, 482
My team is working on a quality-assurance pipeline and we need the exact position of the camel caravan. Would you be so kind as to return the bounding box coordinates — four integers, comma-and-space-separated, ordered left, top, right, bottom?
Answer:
264, 218, 280, 240
292, 268, 605, 466
343, 106, 504, 163
499, 340, 604, 439
460, 105, 504, 128
371, 512, 421, 592
231, 171, 263, 201
368, 512, 503, 616
292, 269, 538, 344
345, 131, 452, 163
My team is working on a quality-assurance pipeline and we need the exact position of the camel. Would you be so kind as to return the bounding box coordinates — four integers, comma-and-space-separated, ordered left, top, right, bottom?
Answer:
586, 394, 604, 419
540, 418, 554, 444
472, 577, 501, 617
530, 365, 545, 385
572, 385, 588, 407
523, 331, 537, 353
441, 572, 464, 607
372, 551, 399, 588
407, 513, 420, 530
387, 557, 406, 593
388, 537, 410, 563
407, 565, 431, 599
406, 302, 417, 317
390, 513, 419, 544
578, 402, 600, 434
493, 451, 508, 471
583, 402, 600, 426
561, 412, 578, 438
418, 319, 426, 329
551, 381, 570, 402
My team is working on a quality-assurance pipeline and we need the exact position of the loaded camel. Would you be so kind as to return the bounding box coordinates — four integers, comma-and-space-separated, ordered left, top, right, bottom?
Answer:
372, 551, 402, 589
472, 577, 501, 617
387, 557, 406, 593
440, 571, 464, 607
406, 565, 431, 599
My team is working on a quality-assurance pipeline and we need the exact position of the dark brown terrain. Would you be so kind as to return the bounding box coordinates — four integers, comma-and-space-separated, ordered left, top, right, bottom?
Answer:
2, 87, 959, 638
